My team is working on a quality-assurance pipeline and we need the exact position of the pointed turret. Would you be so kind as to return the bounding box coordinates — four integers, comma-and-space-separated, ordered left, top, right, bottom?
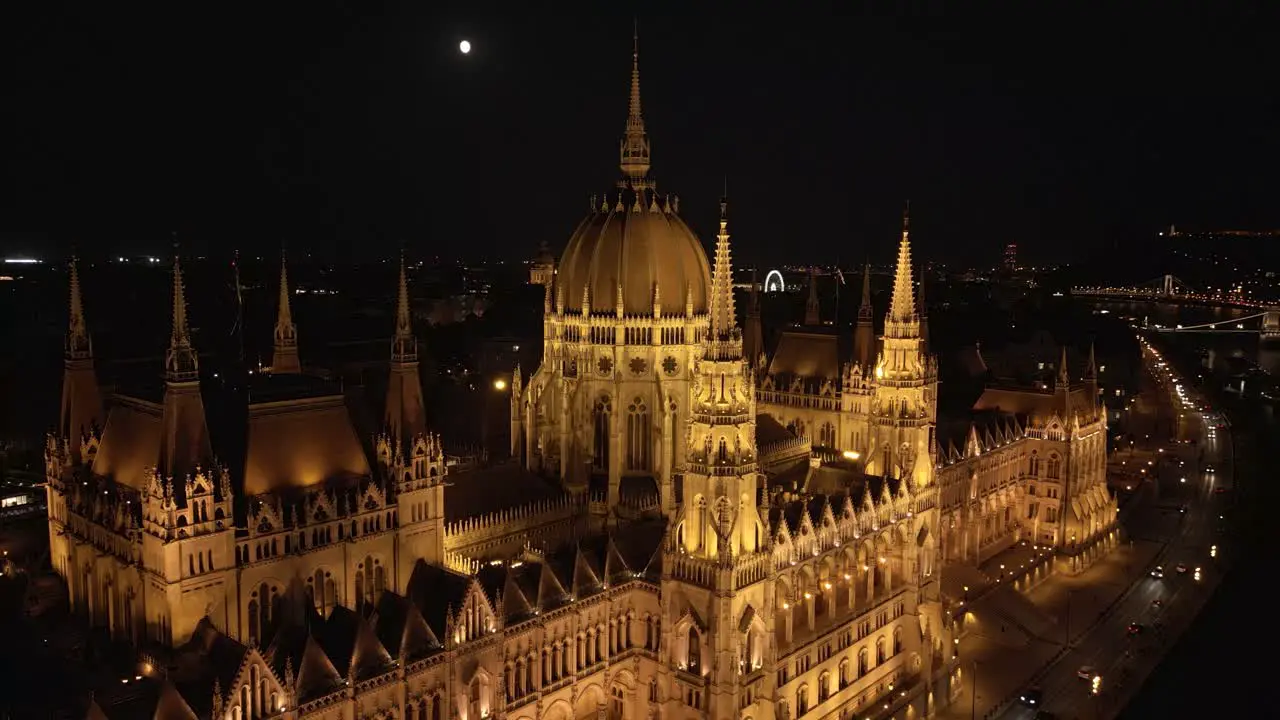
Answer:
853, 262, 876, 372
160, 252, 212, 480
59, 257, 102, 458
1056, 346, 1070, 389
165, 255, 199, 383
392, 253, 416, 363
385, 253, 427, 447
708, 196, 737, 341
804, 268, 821, 326
67, 257, 91, 359
272, 251, 301, 374
618, 25, 651, 183
887, 203, 917, 327
1083, 341, 1099, 412
858, 263, 873, 321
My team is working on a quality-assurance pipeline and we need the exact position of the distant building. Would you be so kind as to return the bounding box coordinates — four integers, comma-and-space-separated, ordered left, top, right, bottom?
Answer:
1003, 243, 1017, 270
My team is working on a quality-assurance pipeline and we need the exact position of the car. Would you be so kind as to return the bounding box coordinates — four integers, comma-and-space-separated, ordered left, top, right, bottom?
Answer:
1019, 687, 1043, 707
1175, 563, 1189, 574
1151, 599, 1163, 609
1127, 623, 1145, 637
1150, 566, 1164, 578
1206, 466, 1216, 473
1077, 666, 1097, 680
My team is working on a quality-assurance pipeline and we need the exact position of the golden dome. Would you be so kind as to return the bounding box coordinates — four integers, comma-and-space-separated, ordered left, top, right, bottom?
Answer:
558, 188, 710, 316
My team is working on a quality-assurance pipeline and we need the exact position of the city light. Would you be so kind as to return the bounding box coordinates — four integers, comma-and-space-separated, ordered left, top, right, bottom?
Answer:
493, 378, 507, 391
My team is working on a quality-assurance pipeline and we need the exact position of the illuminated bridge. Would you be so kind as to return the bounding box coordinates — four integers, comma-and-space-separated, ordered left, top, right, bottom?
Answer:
1073, 274, 1272, 310
1074, 275, 1280, 344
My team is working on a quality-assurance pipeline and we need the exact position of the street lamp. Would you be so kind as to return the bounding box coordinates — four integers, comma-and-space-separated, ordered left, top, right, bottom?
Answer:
493, 378, 508, 392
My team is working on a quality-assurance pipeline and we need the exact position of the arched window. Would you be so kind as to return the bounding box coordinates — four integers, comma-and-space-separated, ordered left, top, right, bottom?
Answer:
717, 438, 728, 463
893, 626, 903, 655
858, 648, 868, 675
626, 397, 651, 471
1047, 454, 1061, 479
431, 696, 442, 720
1029, 452, 1040, 476
247, 598, 259, 644
687, 626, 701, 672
818, 672, 830, 702
838, 658, 849, 688
593, 398, 611, 471
876, 637, 886, 664
609, 685, 625, 720
796, 684, 809, 715
820, 422, 835, 448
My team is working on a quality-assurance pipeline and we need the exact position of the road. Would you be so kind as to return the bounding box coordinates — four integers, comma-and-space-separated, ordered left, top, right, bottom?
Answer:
1001, 341, 1232, 720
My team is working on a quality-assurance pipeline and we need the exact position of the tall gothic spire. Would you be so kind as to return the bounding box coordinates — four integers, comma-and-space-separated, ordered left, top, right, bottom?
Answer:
165, 254, 199, 383
392, 252, 417, 362
272, 251, 301, 374
619, 25, 652, 182
709, 196, 737, 340
1084, 341, 1098, 380
1056, 346, 1071, 388
857, 262, 873, 321
67, 256, 92, 359
804, 268, 821, 326
887, 202, 917, 325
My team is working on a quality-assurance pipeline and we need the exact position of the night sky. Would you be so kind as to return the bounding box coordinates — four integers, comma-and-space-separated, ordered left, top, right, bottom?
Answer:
2, 5, 1276, 266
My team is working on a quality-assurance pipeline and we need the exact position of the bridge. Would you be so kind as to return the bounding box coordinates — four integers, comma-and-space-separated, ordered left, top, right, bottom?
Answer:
1073, 275, 1280, 344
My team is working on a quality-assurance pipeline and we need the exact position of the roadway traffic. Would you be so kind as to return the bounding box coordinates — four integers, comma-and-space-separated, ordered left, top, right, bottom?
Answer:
1002, 338, 1232, 720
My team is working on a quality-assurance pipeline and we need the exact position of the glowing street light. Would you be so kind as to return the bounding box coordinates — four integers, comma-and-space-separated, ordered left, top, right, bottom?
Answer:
493, 378, 508, 391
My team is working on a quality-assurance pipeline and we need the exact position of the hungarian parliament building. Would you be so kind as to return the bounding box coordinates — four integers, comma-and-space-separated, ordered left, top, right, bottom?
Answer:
47, 37, 1117, 720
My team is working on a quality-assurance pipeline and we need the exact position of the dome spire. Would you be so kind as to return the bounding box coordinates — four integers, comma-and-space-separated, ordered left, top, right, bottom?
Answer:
619, 23, 652, 184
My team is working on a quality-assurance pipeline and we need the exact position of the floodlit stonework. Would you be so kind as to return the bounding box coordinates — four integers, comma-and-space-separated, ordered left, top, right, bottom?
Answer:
45, 33, 1115, 720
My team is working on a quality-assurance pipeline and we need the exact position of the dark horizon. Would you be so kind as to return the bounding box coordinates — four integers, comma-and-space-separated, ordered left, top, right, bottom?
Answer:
2, 6, 1277, 267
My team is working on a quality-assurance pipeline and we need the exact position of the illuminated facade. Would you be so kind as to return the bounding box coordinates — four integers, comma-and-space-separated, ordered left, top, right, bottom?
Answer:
40, 32, 1114, 720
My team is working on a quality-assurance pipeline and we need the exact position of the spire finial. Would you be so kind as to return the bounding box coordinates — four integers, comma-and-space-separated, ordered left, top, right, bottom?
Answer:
392, 251, 417, 362
619, 25, 651, 182
67, 255, 92, 358
1085, 341, 1098, 379
887, 202, 918, 325
1057, 346, 1070, 388
165, 249, 199, 382
272, 249, 301, 373
804, 267, 820, 326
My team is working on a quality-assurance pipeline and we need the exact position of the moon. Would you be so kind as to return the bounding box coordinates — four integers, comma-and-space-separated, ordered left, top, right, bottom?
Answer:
459, 39, 472, 54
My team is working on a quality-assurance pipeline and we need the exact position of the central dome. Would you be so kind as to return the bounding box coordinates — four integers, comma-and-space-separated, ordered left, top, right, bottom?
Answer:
558, 187, 711, 316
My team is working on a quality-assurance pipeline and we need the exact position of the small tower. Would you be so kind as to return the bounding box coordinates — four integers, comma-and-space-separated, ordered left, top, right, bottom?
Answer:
394, 432, 447, 589
59, 256, 102, 464
271, 251, 302, 374
804, 267, 821, 326
1083, 341, 1099, 411
867, 202, 937, 489
385, 253, 428, 448
664, 197, 768, 720
853, 262, 876, 373
509, 364, 524, 459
